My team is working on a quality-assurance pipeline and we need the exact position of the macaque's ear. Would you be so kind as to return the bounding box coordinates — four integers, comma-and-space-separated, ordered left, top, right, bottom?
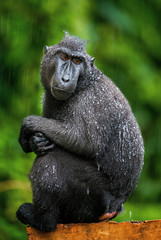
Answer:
44, 46, 49, 54
91, 57, 95, 67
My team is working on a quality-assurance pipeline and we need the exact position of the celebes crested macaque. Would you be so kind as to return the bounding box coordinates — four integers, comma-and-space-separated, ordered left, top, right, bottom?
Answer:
16, 33, 144, 232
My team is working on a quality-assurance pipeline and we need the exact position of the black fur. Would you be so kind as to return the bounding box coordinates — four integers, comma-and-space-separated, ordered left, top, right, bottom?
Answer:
16, 33, 144, 232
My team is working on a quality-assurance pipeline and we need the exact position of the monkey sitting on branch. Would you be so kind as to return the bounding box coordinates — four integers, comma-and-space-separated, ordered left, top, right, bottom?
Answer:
16, 33, 144, 232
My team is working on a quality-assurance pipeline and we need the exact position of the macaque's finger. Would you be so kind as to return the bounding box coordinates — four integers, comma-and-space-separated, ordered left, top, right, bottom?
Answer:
32, 135, 47, 143
34, 132, 44, 137
35, 143, 55, 156
43, 143, 55, 151
34, 140, 50, 148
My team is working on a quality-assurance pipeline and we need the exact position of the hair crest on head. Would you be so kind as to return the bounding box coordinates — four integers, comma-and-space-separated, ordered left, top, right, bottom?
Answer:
59, 31, 87, 53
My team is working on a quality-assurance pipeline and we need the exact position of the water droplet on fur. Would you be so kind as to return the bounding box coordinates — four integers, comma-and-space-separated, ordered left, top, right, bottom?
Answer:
52, 165, 56, 174
86, 186, 89, 195
97, 162, 100, 170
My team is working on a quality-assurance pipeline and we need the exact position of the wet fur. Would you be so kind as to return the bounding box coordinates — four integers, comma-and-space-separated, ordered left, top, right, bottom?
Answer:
16, 34, 144, 232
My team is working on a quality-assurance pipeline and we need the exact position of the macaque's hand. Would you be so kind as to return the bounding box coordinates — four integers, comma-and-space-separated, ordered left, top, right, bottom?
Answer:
29, 132, 55, 156
19, 115, 54, 154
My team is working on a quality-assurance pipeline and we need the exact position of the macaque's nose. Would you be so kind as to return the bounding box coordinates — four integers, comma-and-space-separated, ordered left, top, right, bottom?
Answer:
62, 76, 70, 82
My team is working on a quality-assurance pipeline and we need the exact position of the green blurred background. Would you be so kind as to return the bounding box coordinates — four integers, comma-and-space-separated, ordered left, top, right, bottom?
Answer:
0, 0, 161, 239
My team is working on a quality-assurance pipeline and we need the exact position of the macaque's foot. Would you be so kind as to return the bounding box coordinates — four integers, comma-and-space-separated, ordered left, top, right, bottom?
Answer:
29, 132, 55, 156
16, 203, 34, 225
98, 211, 120, 221
16, 202, 57, 232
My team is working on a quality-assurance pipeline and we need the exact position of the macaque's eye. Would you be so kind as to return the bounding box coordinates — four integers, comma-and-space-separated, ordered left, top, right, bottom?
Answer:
73, 58, 81, 65
60, 54, 69, 61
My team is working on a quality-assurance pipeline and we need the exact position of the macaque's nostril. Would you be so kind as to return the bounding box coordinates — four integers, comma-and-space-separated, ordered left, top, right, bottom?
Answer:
62, 76, 70, 82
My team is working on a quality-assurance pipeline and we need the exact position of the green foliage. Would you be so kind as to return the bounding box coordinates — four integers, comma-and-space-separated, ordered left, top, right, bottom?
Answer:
116, 202, 161, 222
0, 0, 161, 239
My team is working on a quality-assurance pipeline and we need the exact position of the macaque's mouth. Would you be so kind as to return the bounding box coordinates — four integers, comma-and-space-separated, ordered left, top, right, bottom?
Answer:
52, 86, 74, 94
51, 86, 73, 100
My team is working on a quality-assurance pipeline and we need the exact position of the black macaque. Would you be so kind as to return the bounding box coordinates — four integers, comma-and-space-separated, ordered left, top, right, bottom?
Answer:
16, 33, 144, 232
